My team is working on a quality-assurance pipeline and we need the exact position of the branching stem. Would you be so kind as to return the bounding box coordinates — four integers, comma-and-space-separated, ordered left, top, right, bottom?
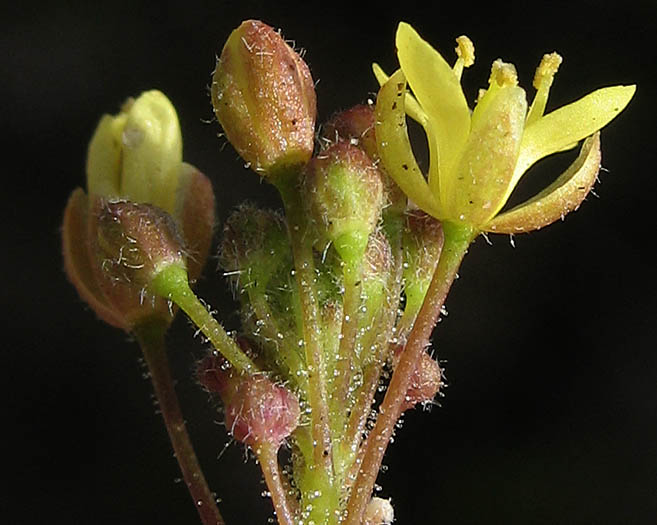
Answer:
344, 222, 475, 524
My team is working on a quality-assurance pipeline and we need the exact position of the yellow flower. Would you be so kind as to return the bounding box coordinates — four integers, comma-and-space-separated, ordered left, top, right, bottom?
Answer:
374, 23, 635, 233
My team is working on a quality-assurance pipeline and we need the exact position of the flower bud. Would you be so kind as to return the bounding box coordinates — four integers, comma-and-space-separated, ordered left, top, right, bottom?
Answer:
91, 199, 187, 290
87, 90, 183, 215
322, 104, 378, 160
364, 497, 394, 525
322, 104, 406, 213
64, 91, 216, 333
211, 20, 316, 177
198, 355, 300, 448
392, 345, 442, 411
219, 204, 290, 294
304, 142, 384, 263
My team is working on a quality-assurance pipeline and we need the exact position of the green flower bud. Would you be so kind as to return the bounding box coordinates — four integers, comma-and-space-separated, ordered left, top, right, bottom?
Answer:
322, 104, 406, 213
211, 19, 316, 177
304, 142, 384, 263
219, 204, 290, 294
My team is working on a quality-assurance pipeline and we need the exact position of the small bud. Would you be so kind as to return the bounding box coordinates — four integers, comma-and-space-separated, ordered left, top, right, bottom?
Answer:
322, 104, 406, 212
364, 497, 395, 525
91, 199, 187, 290
211, 20, 316, 177
219, 204, 290, 293
198, 356, 300, 448
392, 345, 442, 411
304, 142, 384, 262
322, 104, 379, 160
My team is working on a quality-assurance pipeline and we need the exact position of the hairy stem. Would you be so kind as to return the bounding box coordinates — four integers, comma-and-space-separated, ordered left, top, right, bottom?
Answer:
135, 320, 225, 525
151, 265, 257, 375
257, 443, 298, 525
344, 222, 474, 524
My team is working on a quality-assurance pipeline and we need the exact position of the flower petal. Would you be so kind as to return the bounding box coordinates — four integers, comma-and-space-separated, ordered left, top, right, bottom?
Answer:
372, 63, 428, 126
396, 22, 470, 180
515, 85, 635, 178
485, 132, 601, 234
375, 69, 441, 218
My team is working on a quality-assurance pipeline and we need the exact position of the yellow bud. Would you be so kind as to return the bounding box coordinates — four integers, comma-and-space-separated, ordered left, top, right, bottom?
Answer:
86, 90, 183, 215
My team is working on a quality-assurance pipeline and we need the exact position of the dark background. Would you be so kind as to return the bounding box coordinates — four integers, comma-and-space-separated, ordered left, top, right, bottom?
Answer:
3, 1, 656, 524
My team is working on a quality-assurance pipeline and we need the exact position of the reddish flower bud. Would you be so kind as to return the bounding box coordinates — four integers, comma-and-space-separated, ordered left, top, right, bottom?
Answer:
198, 355, 300, 448
392, 345, 442, 411
304, 142, 383, 262
91, 199, 187, 289
211, 20, 316, 177
322, 104, 378, 161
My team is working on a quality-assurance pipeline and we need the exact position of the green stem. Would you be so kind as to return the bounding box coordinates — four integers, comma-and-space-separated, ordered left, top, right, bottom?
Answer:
274, 175, 333, 471
274, 173, 339, 525
134, 320, 225, 525
151, 264, 257, 375
344, 222, 475, 525
330, 256, 363, 435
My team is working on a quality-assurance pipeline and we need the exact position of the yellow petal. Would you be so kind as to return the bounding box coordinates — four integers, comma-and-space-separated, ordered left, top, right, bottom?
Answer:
375, 69, 441, 218
447, 82, 527, 227
120, 90, 183, 215
372, 63, 428, 126
396, 23, 470, 182
86, 113, 126, 197
485, 132, 601, 234
515, 85, 635, 179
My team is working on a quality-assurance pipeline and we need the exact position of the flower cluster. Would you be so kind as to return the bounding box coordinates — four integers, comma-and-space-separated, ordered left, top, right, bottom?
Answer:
63, 18, 633, 525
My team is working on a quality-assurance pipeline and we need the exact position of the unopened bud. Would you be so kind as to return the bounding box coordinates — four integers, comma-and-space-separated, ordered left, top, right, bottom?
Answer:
219, 204, 290, 293
322, 104, 406, 212
211, 19, 316, 177
304, 142, 383, 262
198, 356, 300, 448
87, 90, 183, 215
392, 345, 442, 411
364, 497, 395, 525
92, 199, 187, 290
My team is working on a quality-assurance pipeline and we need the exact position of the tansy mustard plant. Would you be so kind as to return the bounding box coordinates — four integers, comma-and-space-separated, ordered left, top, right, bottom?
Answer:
63, 19, 634, 525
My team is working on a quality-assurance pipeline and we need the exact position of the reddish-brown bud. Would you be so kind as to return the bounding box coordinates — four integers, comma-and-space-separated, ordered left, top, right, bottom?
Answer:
211, 20, 316, 177
322, 104, 379, 161
92, 199, 187, 288
392, 345, 442, 411
198, 355, 300, 448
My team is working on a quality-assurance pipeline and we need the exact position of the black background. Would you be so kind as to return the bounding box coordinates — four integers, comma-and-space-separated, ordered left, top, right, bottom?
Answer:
3, 1, 656, 524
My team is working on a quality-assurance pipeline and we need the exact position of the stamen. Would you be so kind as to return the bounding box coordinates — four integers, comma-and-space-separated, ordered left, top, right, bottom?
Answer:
453, 35, 475, 80
533, 52, 562, 90
489, 59, 518, 87
527, 52, 563, 125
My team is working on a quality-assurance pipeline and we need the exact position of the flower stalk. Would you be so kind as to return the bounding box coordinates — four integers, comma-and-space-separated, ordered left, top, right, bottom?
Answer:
134, 319, 225, 525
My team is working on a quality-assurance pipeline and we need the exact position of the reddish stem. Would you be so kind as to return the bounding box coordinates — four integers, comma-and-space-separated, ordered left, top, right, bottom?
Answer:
344, 223, 474, 525
136, 321, 225, 525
